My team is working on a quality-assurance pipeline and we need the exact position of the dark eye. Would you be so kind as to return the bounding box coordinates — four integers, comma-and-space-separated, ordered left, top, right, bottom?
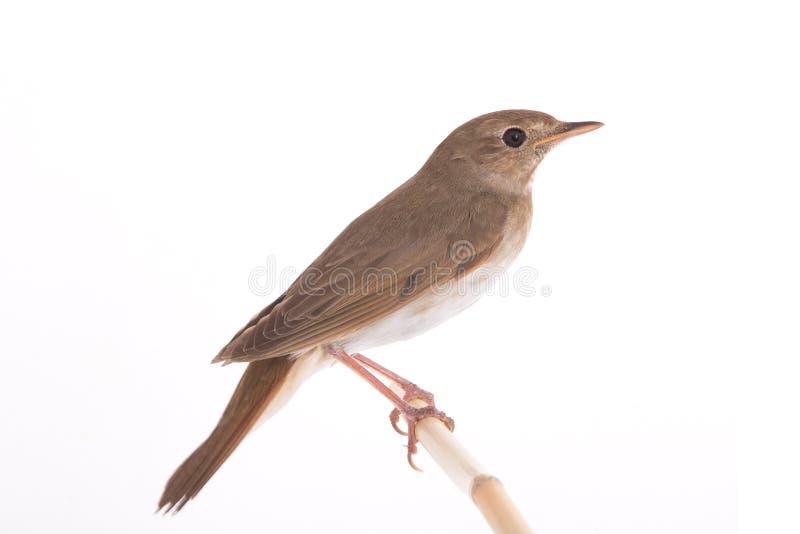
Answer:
502, 127, 526, 148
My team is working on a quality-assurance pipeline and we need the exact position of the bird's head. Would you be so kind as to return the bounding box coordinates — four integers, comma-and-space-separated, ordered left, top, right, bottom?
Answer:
426, 109, 602, 195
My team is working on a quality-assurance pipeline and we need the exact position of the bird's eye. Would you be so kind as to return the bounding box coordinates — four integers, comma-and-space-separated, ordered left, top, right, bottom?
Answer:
502, 128, 527, 148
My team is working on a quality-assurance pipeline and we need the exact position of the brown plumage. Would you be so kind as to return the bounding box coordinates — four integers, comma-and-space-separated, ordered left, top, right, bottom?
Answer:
211, 110, 562, 365
213, 189, 510, 363
158, 110, 602, 512
158, 356, 295, 513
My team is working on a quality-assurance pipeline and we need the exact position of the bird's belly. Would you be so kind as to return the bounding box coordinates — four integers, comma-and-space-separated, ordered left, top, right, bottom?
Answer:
344, 281, 486, 352
344, 237, 525, 352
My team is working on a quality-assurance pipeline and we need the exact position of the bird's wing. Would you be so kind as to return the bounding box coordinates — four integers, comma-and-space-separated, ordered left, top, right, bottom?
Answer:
214, 186, 509, 363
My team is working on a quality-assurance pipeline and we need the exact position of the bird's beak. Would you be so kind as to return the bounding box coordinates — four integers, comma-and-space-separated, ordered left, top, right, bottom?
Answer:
533, 121, 604, 147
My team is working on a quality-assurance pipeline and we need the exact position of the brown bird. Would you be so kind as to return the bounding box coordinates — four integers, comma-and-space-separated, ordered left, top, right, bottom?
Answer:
158, 109, 602, 513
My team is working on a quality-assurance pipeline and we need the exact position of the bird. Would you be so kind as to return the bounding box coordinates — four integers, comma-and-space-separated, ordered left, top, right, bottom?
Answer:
158, 109, 602, 513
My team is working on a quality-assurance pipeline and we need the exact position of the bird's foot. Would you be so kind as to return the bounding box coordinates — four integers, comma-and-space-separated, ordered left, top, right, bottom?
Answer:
388, 381, 436, 435
393, 404, 455, 471
328, 349, 455, 470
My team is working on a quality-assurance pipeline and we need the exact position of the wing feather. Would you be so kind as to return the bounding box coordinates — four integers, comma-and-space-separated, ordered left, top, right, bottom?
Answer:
214, 185, 509, 363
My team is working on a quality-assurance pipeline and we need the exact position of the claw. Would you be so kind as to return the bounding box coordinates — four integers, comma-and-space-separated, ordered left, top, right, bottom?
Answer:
397, 404, 455, 471
406, 441, 422, 472
405, 419, 423, 471
389, 408, 407, 435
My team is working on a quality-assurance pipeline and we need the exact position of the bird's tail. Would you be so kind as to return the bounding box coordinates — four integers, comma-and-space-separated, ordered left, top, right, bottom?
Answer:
158, 353, 317, 513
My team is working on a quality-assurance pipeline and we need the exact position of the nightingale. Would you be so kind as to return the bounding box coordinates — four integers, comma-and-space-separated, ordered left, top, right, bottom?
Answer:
158, 109, 602, 513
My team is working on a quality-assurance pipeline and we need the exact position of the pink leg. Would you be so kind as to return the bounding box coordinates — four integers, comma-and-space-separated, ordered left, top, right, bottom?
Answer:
328, 348, 454, 471
350, 352, 439, 435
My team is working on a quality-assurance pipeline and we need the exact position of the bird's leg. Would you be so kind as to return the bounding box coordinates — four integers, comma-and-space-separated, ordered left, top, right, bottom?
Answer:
349, 352, 438, 435
329, 348, 454, 471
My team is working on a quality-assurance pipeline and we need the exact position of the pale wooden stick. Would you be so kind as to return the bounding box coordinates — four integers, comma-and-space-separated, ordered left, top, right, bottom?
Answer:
389, 382, 534, 534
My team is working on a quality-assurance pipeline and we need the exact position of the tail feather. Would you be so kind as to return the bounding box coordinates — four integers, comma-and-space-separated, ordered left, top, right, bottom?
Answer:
158, 356, 296, 513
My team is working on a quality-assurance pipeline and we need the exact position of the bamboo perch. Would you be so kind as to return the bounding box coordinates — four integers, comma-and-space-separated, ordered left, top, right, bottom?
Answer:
388, 382, 534, 534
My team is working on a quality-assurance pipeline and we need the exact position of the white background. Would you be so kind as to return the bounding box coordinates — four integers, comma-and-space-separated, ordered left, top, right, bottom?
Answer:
1, 1, 796, 533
